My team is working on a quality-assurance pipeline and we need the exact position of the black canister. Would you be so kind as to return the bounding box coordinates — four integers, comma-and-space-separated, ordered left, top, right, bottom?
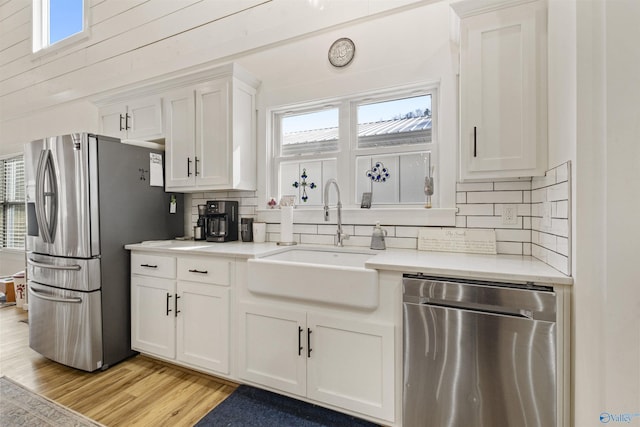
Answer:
241, 218, 254, 242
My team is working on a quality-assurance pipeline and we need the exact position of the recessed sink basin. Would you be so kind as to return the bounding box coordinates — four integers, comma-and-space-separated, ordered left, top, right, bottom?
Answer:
247, 248, 379, 309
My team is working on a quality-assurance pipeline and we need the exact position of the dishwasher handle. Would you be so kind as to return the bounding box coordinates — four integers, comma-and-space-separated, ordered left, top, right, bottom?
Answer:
402, 277, 556, 322
405, 296, 535, 320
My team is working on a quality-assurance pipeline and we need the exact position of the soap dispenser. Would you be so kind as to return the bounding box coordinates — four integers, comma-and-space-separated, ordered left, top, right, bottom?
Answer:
370, 222, 387, 250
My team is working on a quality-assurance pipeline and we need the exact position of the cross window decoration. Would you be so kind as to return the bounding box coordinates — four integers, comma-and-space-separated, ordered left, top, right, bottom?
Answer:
292, 168, 317, 202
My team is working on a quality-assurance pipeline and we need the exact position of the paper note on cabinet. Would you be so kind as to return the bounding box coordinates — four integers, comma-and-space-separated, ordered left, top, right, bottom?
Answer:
150, 153, 164, 187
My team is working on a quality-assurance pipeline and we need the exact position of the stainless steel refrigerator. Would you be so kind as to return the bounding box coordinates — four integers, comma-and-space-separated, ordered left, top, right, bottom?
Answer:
24, 133, 183, 372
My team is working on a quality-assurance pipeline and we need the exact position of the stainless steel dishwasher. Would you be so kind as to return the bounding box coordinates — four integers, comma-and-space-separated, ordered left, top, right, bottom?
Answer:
403, 274, 557, 427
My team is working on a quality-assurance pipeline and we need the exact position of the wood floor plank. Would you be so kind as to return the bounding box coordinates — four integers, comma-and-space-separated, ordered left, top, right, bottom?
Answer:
0, 306, 236, 426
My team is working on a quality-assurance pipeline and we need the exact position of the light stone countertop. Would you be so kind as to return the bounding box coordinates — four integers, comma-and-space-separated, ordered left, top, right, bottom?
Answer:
125, 240, 573, 286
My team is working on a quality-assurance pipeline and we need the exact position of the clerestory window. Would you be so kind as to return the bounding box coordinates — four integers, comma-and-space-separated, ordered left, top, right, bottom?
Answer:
33, 0, 88, 53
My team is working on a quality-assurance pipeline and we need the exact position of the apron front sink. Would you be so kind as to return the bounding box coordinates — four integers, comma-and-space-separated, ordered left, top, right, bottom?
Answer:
247, 248, 379, 309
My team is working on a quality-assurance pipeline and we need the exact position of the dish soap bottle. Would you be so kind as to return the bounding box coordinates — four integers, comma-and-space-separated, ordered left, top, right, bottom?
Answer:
370, 222, 387, 250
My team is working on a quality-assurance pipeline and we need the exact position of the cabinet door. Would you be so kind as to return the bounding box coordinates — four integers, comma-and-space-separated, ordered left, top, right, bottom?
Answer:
131, 275, 176, 359
306, 313, 395, 422
127, 96, 163, 140
176, 281, 229, 374
238, 303, 306, 396
165, 89, 196, 189
460, 1, 546, 179
99, 104, 126, 139
195, 80, 231, 188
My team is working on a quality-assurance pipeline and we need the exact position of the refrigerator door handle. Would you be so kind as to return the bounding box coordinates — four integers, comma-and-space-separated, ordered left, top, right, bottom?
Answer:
29, 287, 83, 304
27, 258, 82, 271
35, 149, 58, 244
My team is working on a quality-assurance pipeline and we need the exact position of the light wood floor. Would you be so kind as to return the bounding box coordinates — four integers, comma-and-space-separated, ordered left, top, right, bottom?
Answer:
0, 305, 237, 426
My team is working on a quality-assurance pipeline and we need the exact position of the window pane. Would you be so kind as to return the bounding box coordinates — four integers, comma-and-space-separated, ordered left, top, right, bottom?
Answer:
279, 159, 336, 206
1, 156, 26, 249
50, 0, 84, 44
357, 95, 432, 148
281, 109, 339, 156
356, 152, 430, 205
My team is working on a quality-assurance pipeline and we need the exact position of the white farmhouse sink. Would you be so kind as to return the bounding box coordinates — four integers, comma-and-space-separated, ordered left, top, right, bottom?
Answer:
247, 248, 379, 309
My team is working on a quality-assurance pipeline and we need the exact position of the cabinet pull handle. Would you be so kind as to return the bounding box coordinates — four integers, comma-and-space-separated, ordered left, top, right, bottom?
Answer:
188, 269, 208, 274
195, 156, 199, 176
473, 126, 477, 157
187, 157, 192, 177
175, 294, 180, 317
298, 326, 303, 356
140, 263, 158, 268
119, 114, 124, 131
125, 113, 131, 130
307, 328, 312, 358
166, 292, 172, 316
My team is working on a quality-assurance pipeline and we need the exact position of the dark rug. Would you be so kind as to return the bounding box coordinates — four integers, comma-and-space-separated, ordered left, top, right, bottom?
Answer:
195, 385, 378, 427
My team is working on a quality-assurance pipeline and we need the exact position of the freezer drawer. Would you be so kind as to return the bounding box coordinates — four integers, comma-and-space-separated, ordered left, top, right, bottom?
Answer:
28, 281, 103, 372
27, 252, 101, 292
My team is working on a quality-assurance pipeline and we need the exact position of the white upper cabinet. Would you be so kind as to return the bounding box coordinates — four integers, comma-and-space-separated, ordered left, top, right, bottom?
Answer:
99, 95, 164, 141
454, 0, 547, 180
164, 66, 258, 192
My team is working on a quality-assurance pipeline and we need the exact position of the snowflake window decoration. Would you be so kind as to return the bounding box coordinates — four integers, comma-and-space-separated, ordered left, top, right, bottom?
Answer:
366, 162, 390, 183
292, 168, 317, 202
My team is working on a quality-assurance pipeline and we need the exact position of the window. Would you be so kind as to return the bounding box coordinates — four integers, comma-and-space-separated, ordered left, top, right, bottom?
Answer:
33, 0, 87, 52
271, 85, 437, 208
0, 156, 26, 250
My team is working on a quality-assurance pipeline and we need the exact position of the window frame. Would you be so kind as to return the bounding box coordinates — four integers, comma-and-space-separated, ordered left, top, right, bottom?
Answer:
32, 0, 90, 54
0, 154, 26, 251
270, 83, 439, 209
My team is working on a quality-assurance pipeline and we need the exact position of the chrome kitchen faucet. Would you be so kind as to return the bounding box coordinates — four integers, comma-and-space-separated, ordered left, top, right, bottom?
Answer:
323, 179, 349, 247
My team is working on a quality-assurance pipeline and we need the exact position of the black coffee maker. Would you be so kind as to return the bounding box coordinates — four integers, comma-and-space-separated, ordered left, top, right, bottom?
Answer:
205, 200, 238, 242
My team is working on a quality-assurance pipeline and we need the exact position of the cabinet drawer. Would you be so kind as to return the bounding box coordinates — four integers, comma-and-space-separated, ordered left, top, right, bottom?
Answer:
131, 253, 176, 278
177, 257, 231, 286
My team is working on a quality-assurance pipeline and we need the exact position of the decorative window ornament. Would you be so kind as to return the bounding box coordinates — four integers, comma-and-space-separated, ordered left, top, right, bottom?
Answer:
366, 162, 390, 183
292, 168, 317, 202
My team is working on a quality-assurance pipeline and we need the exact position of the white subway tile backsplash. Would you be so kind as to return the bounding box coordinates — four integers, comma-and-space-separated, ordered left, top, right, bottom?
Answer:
531, 188, 546, 203
187, 163, 571, 276
556, 236, 569, 256
457, 204, 494, 216
547, 181, 569, 202
467, 216, 523, 229
467, 191, 523, 204
555, 162, 569, 183
385, 237, 419, 250
554, 200, 569, 218
396, 227, 420, 238
457, 182, 494, 191
293, 224, 318, 234
496, 242, 524, 255
300, 234, 335, 245
495, 229, 530, 242
494, 181, 532, 191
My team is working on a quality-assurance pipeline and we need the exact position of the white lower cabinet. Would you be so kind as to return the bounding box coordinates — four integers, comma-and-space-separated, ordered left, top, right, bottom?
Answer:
238, 302, 395, 422
131, 275, 176, 359
131, 253, 231, 376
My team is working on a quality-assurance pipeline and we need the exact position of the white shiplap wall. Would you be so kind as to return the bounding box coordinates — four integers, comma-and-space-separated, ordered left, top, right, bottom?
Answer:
0, 0, 435, 154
